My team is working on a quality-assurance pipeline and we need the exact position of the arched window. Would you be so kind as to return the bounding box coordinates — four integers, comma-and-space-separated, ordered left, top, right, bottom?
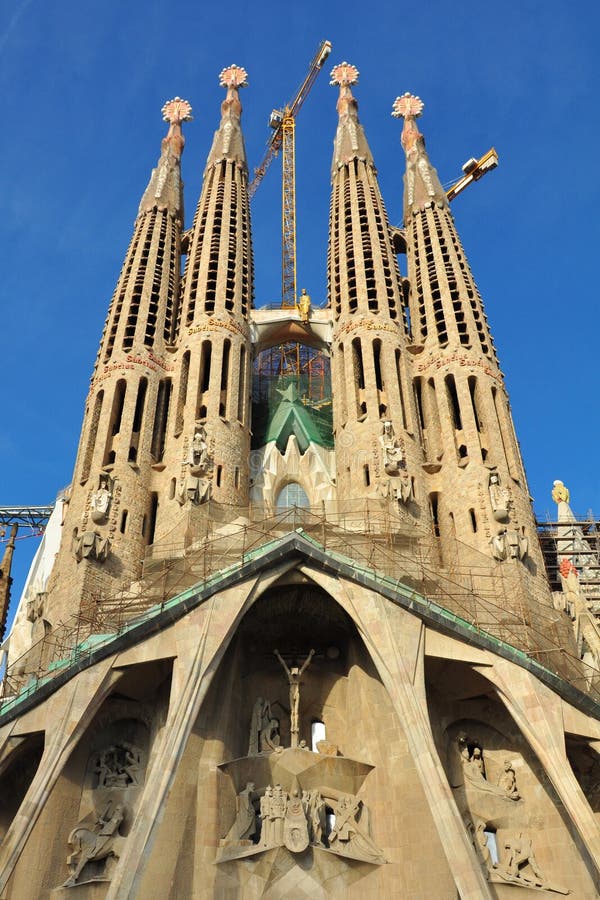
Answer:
276, 482, 310, 512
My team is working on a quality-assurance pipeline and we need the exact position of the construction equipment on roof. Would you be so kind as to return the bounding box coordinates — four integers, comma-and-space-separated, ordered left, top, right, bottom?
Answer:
446, 148, 499, 202
249, 39, 332, 308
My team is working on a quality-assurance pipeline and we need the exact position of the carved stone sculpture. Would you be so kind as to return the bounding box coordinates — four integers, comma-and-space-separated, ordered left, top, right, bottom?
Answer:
189, 422, 209, 472
271, 783, 287, 844
274, 648, 315, 748
497, 760, 520, 800
489, 831, 569, 894
73, 530, 110, 563
93, 743, 143, 789
178, 422, 212, 505
248, 697, 280, 755
490, 529, 528, 562
380, 421, 404, 475
90, 473, 113, 525
459, 741, 519, 801
64, 802, 125, 887
260, 786, 275, 847
488, 472, 510, 522
328, 794, 386, 865
222, 782, 258, 844
283, 789, 310, 853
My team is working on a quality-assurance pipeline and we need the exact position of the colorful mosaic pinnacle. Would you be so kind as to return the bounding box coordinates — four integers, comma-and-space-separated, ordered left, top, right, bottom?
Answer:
161, 97, 193, 125
392, 93, 424, 119
219, 65, 249, 89
329, 62, 359, 88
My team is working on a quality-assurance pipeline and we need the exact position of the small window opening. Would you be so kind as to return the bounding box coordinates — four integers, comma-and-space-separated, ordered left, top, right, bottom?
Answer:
216, 465, 222, 488
311, 720, 326, 752
445, 374, 462, 430
430, 492, 440, 538
469, 508, 478, 533
119, 510, 128, 534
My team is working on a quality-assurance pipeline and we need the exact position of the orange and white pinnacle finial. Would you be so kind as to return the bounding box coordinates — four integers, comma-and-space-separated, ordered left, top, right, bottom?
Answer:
219, 65, 249, 89
330, 62, 359, 88
391, 93, 424, 120
162, 97, 193, 125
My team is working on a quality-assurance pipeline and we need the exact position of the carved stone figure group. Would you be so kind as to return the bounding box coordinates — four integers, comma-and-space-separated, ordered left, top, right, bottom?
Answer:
223, 781, 385, 865
460, 742, 520, 801
93, 743, 142, 789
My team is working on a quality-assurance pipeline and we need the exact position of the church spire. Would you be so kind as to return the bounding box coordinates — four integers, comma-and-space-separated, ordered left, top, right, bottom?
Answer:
205, 65, 249, 172
330, 62, 375, 173
138, 97, 191, 218
328, 64, 426, 517
392, 93, 448, 223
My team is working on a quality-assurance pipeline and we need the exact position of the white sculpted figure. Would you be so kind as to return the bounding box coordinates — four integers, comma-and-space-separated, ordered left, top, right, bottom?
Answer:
90, 474, 112, 525
488, 472, 510, 522
380, 421, 404, 475
189, 423, 209, 471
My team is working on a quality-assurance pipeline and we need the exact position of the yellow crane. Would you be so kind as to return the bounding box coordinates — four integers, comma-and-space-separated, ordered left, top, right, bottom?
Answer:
446, 148, 498, 202
249, 39, 332, 308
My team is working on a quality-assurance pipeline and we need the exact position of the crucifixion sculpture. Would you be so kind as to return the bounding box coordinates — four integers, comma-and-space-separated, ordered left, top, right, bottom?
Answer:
274, 649, 315, 748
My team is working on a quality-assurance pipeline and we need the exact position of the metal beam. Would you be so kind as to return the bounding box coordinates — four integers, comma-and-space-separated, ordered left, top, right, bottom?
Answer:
0, 507, 54, 530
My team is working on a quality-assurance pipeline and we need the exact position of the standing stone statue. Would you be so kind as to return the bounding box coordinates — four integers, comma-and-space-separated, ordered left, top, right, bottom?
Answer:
274, 649, 315, 748
223, 782, 257, 844
248, 697, 272, 756
488, 472, 510, 522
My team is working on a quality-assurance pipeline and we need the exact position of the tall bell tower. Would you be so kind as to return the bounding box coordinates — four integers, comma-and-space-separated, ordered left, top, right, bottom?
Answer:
393, 93, 542, 573
327, 64, 426, 524
43, 98, 191, 629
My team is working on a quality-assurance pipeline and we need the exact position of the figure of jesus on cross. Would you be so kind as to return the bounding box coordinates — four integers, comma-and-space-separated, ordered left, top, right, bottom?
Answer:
274, 649, 315, 748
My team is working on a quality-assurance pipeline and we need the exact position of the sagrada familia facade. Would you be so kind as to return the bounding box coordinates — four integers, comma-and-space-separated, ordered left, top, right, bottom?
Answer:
1, 61, 600, 898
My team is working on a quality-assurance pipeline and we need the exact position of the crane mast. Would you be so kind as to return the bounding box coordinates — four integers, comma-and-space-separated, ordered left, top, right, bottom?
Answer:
249, 39, 332, 308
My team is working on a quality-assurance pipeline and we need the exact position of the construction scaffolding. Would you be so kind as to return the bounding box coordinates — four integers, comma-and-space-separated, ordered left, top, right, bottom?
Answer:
3, 499, 599, 711
537, 514, 600, 608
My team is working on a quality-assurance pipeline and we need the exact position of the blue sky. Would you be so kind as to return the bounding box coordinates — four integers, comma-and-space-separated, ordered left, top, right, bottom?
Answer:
1, 0, 599, 628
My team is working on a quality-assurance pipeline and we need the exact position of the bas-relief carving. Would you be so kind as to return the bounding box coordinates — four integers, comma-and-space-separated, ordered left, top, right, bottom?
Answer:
451, 727, 571, 894
466, 821, 569, 895
64, 801, 126, 887
459, 740, 520, 801
178, 422, 212, 505
490, 528, 528, 562
218, 764, 385, 866
62, 724, 148, 888
73, 529, 110, 563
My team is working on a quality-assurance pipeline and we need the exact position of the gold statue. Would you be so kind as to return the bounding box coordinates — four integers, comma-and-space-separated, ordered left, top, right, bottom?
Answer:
298, 288, 311, 323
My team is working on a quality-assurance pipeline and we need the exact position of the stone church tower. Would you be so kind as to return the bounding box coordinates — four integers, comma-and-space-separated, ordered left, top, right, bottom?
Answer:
2, 62, 600, 900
